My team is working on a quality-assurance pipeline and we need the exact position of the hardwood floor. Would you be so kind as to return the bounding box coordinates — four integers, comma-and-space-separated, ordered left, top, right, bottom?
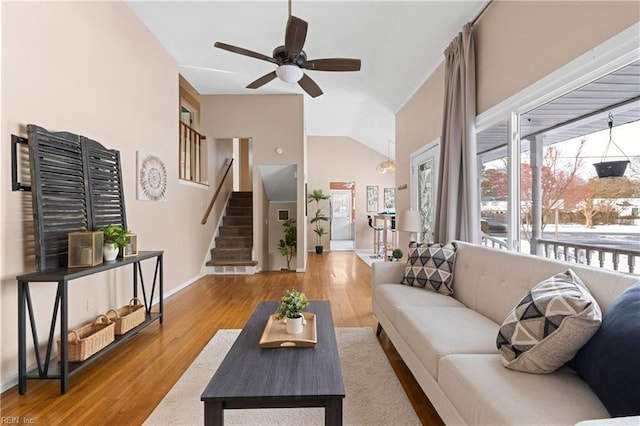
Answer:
0, 252, 444, 425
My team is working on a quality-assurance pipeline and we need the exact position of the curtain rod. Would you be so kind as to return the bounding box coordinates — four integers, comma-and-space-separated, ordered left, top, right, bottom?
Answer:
471, 0, 493, 26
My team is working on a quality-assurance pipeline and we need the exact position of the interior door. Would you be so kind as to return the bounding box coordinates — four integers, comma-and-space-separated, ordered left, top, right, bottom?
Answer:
330, 190, 352, 240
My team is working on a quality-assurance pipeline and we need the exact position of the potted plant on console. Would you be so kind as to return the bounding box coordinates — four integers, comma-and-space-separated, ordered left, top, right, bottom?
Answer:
275, 289, 309, 335
98, 224, 129, 262
307, 188, 330, 254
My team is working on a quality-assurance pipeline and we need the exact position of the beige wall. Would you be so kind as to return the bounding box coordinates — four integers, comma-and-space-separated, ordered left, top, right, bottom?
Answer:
475, 1, 640, 115
395, 1, 639, 248
307, 136, 395, 251
199, 95, 307, 271
0, 2, 223, 390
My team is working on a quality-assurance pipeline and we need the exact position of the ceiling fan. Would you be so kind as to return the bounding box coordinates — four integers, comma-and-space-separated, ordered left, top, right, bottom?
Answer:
214, 11, 361, 98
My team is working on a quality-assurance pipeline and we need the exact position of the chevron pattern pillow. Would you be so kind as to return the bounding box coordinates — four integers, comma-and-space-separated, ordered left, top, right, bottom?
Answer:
401, 242, 458, 295
497, 269, 602, 373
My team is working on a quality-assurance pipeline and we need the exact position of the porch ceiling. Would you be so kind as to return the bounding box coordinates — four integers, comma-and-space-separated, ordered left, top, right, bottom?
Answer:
477, 60, 640, 156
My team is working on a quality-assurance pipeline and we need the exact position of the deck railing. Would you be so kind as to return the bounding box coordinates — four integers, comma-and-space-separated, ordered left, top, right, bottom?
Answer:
179, 121, 205, 184
481, 233, 508, 249
480, 235, 639, 275
537, 238, 639, 274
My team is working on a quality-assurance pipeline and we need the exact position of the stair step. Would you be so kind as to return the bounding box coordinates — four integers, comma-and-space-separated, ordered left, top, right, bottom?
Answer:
229, 198, 252, 208
226, 206, 252, 217
219, 226, 252, 237
210, 247, 252, 262
206, 259, 259, 267
224, 216, 252, 226
231, 191, 252, 198
207, 192, 255, 274
215, 236, 252, 248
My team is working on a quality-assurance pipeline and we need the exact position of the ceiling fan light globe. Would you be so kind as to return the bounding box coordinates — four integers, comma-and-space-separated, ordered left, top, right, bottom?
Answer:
276, 64, 303, 83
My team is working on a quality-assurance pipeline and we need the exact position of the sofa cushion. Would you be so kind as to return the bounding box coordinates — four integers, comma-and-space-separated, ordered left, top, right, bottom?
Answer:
573, 283, 640, 417
497, 269, 601, 373
401, 242, 457, 295
439, 354, 609, 425
374, 284, 465, 323
395, 306, 499, 378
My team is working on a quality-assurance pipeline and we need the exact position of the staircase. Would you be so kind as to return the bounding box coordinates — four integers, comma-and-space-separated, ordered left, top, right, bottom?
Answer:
206, 191, 258, 275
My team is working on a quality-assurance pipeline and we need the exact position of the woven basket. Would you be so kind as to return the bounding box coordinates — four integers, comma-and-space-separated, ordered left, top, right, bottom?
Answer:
57, 315, 115, 362
106, 298, 145, 335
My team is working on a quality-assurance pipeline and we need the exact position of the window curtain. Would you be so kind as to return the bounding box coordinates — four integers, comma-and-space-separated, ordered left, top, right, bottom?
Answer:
434, 23, 480, 244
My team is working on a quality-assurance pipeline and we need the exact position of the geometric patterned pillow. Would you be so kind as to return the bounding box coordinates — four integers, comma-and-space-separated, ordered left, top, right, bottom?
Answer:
496, 269, 602, 374
400, 242, 457, 295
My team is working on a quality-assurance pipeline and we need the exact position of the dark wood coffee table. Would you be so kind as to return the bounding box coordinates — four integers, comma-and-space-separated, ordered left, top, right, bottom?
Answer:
201, 301, 345, 425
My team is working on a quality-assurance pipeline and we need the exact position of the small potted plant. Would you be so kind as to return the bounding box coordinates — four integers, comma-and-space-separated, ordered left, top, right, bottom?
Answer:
275, 289, 309, 335
307, 189, 330, 254
98, 224, 129, 261
392, 248, 404, 262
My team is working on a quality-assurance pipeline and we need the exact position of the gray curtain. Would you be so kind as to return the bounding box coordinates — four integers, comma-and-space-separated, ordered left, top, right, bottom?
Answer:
434, 23, 480, 244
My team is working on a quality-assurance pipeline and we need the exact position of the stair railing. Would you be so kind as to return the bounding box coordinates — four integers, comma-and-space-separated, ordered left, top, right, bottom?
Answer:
202, 158, 234, 225
179, 121, 206, 183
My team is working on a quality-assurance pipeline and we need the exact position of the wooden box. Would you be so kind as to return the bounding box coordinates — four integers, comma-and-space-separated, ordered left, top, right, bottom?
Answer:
68, 231, 103, 268
122, 233, 138, 258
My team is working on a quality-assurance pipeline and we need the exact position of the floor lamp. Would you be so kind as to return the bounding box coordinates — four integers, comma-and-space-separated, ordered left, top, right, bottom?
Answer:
396, 210, 422, 245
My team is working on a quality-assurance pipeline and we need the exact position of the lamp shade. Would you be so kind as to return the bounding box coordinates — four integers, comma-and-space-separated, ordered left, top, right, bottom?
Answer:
396, 210, 422, 233
276, 64, 303, 83
376, 161, 396, 174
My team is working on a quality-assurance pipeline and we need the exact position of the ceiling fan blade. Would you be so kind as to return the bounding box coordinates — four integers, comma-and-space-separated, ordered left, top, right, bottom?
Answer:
298, 73, 323, 98
246, 71, 277, 89
284, 15, 308, 62
214, 42, 277, 64
301, 58, 361, 72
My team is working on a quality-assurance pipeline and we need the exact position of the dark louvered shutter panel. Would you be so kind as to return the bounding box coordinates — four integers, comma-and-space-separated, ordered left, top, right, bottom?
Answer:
27, 125, 127, 271
28, 125, 90, 270
84, 137, 127, 230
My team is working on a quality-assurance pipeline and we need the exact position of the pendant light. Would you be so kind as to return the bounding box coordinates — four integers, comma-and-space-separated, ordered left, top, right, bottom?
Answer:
377, 140, 395, 174
593, 113, 630, 178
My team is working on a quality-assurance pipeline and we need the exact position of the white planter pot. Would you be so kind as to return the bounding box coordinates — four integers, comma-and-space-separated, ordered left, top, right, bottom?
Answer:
285, 315, 304, 335
103, 243, 119, 261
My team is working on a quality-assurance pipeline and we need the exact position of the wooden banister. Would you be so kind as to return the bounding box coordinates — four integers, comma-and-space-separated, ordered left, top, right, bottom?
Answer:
179, 121, 205, 183
201, 158, 234, 225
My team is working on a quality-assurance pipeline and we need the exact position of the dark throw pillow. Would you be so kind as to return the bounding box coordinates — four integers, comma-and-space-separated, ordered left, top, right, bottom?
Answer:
401, 242, 457, 295
573, 283, 640, 417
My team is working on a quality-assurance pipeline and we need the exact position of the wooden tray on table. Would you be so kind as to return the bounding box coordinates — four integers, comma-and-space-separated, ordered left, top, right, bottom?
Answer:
258, 312, 317, 348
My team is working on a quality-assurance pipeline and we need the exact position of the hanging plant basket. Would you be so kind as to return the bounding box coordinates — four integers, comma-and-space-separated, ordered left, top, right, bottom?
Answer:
593, 160, 630, 178
593, 113, 630, 179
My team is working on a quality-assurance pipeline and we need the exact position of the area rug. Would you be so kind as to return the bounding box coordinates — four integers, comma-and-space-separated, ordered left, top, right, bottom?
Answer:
144, 327, 420, 425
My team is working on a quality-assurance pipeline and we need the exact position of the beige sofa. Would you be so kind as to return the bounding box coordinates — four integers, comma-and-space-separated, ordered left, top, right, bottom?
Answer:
372, 241, 639, 425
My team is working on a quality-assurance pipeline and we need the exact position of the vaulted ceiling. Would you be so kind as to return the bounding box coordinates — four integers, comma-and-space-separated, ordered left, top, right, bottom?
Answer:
125, 0, 489, 157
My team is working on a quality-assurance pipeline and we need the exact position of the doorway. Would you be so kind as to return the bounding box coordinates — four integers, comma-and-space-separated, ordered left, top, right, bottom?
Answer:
329, 182, 355, 251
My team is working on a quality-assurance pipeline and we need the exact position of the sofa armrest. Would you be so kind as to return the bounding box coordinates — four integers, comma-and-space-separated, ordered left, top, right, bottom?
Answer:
372, 261, 406, 289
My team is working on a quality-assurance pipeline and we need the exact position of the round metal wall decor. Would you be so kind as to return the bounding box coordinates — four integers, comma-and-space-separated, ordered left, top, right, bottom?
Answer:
137, 152, 167, 201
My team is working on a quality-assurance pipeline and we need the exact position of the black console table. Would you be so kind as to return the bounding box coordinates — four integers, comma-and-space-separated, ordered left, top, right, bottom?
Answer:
16, 250, 163, 394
